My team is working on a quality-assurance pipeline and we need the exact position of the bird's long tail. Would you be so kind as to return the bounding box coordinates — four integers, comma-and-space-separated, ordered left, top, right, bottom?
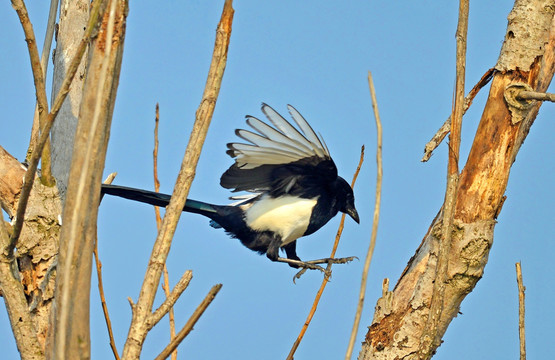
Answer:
100, 184, 217, 217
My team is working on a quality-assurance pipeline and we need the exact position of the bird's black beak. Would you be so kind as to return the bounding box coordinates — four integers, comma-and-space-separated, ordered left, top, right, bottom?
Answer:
346, 206, 360, 224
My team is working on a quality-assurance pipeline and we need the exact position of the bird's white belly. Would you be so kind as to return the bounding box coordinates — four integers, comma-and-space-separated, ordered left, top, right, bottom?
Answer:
242, 195, 318, 245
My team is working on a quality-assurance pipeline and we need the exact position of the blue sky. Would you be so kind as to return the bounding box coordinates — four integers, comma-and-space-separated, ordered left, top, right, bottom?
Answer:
2, 1, 554, 359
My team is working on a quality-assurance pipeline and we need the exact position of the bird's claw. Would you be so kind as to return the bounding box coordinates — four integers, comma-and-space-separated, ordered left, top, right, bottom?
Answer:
305, 256, 357, 266
276, 256, 357, 282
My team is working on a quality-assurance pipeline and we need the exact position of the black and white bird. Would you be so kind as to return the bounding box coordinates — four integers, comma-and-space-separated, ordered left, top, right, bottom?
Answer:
101, 104, 359, 270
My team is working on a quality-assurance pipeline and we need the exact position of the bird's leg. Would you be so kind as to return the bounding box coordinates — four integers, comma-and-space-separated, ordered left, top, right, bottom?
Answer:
267, 241, 327, 273
283, 242, 301, 263
266, 237, 282, 262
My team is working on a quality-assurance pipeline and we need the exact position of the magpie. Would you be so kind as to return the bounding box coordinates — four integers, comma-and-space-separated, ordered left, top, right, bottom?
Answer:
101, 104, 359, 270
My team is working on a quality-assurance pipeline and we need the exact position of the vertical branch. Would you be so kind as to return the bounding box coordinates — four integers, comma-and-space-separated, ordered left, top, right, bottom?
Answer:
152, 104, 178, 360
94, 239, 121, 360
10, 0, 49, 114
10, 0, 54, 185
52, 0, 128, 358
345, 72, 382, 360
448, 0, 469, 175
153, 103, 163, 226
286, 148, 364, 360
516, 262, 526, 360
94, 174, 121, 360
26, 0, 58, 165
8, 0, 106, 253
420, 0, 468, 357
121, 2, 234, 358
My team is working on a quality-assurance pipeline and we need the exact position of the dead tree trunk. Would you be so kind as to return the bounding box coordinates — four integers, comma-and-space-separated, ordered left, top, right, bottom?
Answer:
50, 0, 90, 197
50, 1, 128, 358
1, 1, 127, 359
359, 1, 555, 359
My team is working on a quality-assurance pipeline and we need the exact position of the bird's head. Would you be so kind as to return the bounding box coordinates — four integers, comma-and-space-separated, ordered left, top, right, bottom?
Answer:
336, 177, 359, 224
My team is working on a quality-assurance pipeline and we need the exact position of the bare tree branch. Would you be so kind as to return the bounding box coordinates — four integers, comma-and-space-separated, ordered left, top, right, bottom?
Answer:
419, 1, 469, 357
516, 262, 526, 360
95, 175, 120, 360
26, 0, 58, 166
94, 241, 121, 360
517, 90, 555, 102
345, 72, 383, 360
10, 0, 54, 186
9, 0, 107, 253
152, 103, 177, 360
121, 1, 234, 358
421, 68, 495, 162
154, 284, 223, 360
147, 271, 193, 331
287, 146, 365, 360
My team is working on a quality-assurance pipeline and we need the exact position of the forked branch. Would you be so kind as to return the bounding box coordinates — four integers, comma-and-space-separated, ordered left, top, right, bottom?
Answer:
121, 1, 234, 358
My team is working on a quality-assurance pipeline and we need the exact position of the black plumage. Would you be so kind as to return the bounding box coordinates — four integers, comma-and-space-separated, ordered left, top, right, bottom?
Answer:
101, 104, 359, 270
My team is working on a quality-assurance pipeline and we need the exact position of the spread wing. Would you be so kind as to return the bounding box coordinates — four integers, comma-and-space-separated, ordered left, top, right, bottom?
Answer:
221, 103, 337, 196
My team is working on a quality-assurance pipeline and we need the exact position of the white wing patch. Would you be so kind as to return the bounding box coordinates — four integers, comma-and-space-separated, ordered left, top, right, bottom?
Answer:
228, 104, 330, 169
242, 194, 318, 245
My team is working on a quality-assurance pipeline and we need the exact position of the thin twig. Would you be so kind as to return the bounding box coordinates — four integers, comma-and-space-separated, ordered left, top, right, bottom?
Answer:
345, 71, 383, 360
8, 0, 106, 253
95, 175, 120, 360
10, 0, 48, 111
286, 146, 365, 360
154, 284, 223, 360
26, 0, 59, 165
34, 0, 58, 186
516, 262, 526, 360
10, 0, 53, 185
122, 2, 234, 358
94, 246, 120, 360
153, 104, 178, 360
153, 103, 163, 226
422, 68, 495, 162
148, 270, 193, 331
420, 1, 468, 357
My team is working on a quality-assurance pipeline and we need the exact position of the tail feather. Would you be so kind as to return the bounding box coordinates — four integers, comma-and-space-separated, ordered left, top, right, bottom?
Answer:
101, 184, 217, 217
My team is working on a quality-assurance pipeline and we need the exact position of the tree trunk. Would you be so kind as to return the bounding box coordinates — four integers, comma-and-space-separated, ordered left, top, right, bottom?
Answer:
359, 1, 555, 359
50, 0, 90, 197
1, 145, 61, 360
50, 1, 128, 358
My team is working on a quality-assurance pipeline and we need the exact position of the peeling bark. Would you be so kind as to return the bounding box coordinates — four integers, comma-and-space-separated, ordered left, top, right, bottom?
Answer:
359, 1, 555, 359
0, 146, 26, 217
0, 145, 62, 355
